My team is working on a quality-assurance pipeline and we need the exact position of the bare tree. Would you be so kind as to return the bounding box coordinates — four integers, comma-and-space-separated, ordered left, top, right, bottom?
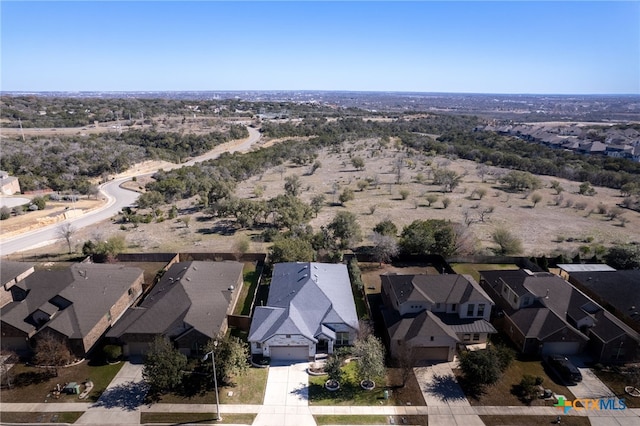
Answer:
370, 232, 399, 266
57, 222, 75, 254
33, 333, 74, 377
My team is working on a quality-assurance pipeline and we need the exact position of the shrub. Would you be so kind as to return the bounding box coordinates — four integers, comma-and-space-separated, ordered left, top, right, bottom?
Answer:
103, 344, 122, 362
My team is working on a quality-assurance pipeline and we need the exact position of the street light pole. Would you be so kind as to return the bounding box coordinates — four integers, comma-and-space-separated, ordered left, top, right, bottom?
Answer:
203, 341, 222, 422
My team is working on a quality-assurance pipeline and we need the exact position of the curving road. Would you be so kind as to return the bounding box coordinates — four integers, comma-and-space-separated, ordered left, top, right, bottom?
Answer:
0, 126, 262, 256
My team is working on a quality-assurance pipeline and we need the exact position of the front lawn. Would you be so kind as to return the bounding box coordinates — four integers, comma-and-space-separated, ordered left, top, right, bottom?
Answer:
592, 368, 640, 408
151, 366, 267, 405
314, 415, 393, 425
141, 413, 255, 424
480, 415, 590, 426
309, 362, 392, 406
0, 359, 123, 403
457, 356, 577, 407
0, 412, 83, 424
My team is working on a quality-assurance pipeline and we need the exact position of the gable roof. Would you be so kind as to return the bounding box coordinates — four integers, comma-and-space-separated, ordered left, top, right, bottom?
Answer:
107, 261, 243, 341
383, 308, 459, 343
1, 264, 143, 338
248, 262, 358, 343
1, 260, 35, 287
382, 273, 493, 305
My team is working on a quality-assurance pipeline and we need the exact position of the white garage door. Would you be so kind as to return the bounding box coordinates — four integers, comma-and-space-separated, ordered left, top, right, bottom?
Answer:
269, 346, 308, 361
541, 341, 581, 356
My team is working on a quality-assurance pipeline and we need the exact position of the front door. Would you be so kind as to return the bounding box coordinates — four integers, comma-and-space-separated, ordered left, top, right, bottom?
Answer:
317, 339, 328, 353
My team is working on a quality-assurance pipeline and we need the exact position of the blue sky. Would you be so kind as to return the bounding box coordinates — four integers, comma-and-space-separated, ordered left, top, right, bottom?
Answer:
1, 1, 638, 94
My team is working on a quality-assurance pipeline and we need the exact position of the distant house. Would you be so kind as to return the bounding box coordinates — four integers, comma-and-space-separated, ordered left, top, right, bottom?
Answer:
0, 171, 21, 195
1, 263, 144, 357
479, 269, 640, 363
566, 269, 640, 334
380, 274, 496, 363
248, 262, 359, 362
107, 261, 243, 356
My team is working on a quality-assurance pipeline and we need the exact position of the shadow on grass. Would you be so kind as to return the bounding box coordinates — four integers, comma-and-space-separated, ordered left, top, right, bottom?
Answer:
91, 381, 149, 411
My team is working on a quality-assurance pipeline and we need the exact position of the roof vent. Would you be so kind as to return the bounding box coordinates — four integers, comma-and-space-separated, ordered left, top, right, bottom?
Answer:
545, 289, 549, 299
228, 285, 234, 291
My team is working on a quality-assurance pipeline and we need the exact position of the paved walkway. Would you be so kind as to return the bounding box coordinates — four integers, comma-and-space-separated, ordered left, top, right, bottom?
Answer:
252, 361, 316, 426
4, 359, 640, 425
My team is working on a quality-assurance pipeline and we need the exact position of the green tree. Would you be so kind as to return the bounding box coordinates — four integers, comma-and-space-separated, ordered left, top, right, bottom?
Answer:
459, 346, 513, 392
31, 196, 47, 210
351, 156, 366, 171
284, 174, 302, 197
328, 211, 362, 250
353, 335, 386, 384
137, 190, 164, 210
433, 168, 462, 192
0, 206, 10, 220
373, 219, 398, 237
310, 194, 326, 217
324, 353, 344, 384
604, 244, 640, 269
143, 336, 188, 393
531, 192, 542, 207
425, 193, 439, 207
268, 195, 312, 230
500, 171, 541, 192
579, 182, 597, 196
269, 238, 315, 263
492, 227, 523, 255
399, 219, 457, 257
550, 180, 564, 195
203, 337, 248, 386
339, 188, 355, 205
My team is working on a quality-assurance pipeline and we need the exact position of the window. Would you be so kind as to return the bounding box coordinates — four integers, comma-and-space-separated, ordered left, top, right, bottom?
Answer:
477, 304, 485, 316
473, 334, 480, 341
463, 334, 471, 341
336, 332, 349, 346
106, 311, 112, 321
435, 303, 441, 310
128, 288, 134, 296
513, 295, 518, 304
451, 304, 457, 312
255, 342, 262, 349
467, 304, 474, 316
430, 336, 434, 341
503, 286, 508, 294
286, 334, 291, 338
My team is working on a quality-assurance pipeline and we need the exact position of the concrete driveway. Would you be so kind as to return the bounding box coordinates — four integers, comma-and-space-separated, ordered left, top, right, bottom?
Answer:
414, 362, 485, 426
252, 361, 316, 426
75, 360, 147, 426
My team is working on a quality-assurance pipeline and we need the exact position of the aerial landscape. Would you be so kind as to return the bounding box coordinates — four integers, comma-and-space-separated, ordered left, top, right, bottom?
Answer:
1, 1, 639, 426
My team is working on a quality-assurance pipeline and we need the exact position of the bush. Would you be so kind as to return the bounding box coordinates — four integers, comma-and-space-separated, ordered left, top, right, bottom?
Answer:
103, 344, 122, 362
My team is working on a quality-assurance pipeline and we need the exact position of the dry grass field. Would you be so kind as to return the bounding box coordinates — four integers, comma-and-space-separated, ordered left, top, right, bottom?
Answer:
4, 134, 639, 260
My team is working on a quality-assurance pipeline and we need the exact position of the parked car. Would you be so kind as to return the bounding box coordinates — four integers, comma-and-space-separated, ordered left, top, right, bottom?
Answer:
544, 354, 583, 385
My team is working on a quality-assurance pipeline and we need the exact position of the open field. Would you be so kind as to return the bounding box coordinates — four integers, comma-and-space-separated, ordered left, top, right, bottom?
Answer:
4, 133, 639, 260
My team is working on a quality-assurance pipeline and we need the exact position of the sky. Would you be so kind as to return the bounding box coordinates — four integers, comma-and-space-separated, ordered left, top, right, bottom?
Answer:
1, 1, 639, 94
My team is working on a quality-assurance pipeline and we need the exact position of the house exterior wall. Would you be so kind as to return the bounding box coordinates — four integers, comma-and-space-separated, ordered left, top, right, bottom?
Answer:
0, 177, 21, 195
398, 300, 429, 316
456, 332, 489, 345
389, 334, 457, 362
174, 329, 210, 356
458, 301, 492, 320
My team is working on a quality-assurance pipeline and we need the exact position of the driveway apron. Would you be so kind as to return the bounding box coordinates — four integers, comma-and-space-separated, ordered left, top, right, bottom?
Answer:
414, 362, 485, 426
252, 361, 316, 426
75, 360, 147, 426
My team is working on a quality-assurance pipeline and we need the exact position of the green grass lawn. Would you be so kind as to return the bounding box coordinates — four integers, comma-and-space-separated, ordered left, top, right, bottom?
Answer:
0, 412, 83, 424
451, 263, 519, 282
141, 412, 255, 424
0, 359, 123, 403
459, 356, 577, 407
480, 415, 590, 426
592, 369, 640, 408
152, 366, 267, 405
308, 362, 391, 406
234, 262, 260, 316
314, 415, 392, 425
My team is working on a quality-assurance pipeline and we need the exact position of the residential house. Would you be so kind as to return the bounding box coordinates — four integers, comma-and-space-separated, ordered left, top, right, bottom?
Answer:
566, 269, 640, 334
0, 260, 35, 308
248, 262, 359, 362
0, 171, 21, 195
479, 269, 640, 363
380, 274, 496, 363
107, 261, 243, 356
1, 263, 144, 357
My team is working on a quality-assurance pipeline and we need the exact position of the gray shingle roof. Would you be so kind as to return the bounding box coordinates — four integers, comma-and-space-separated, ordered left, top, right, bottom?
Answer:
248, 262, 358, 343
107, 261, 243, 340
1, 264, 143, 339
382, 273, 493, 305
383, 308, 459, 343
1, 260, 34, 287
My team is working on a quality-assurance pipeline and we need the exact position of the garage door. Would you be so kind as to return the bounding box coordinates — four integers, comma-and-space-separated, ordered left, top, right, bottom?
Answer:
269, 346, 308, 361
541, 341, 581, 356
414, 346, 451, 363
125, 342, 151, 356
